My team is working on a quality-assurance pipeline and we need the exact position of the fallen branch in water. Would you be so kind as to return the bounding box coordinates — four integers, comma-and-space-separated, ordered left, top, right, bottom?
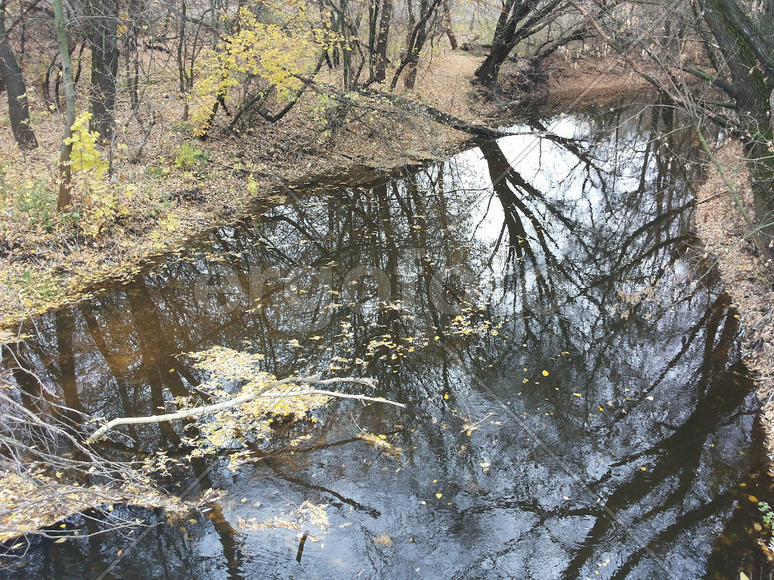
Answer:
86, 377, 402, 444
293, 74, 509, 138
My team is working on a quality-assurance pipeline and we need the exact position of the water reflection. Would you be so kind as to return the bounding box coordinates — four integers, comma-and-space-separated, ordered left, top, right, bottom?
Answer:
2, 103, 765, 578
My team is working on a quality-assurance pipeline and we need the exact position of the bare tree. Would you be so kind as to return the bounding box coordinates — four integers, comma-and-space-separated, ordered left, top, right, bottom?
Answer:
390, 0, 443, 90
441, 0, 457, 49
569, 0, 774, 247
0, 0, 37, 149
83, 0, 120, 139
54, 0, 76, 211
696, 0, 774, 234
368, 0, 393, 82
474, 0, 572, 87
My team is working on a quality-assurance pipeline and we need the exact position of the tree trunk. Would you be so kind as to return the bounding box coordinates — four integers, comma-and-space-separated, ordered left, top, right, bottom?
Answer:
367, 0, 379, 82
474, 40, 513, 87
54, 0, 76, 211
473, 0, 560, 87
442, 0, 457, 49
87, 0, 119, 140
340, 0, 352, 89
124, 0, 143, 115
374, 0, 392, 82
390, 0, 442, 90
474, 0, 519, 86
0, 7, 37, 149
404, 3, 428, 89
699, 0, 774, 249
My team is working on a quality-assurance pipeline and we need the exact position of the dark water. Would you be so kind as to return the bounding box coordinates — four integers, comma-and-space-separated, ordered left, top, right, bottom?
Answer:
2, 102, 770, 579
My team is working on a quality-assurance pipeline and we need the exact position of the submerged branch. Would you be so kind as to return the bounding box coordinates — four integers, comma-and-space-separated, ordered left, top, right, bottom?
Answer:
86, 376, 399, 444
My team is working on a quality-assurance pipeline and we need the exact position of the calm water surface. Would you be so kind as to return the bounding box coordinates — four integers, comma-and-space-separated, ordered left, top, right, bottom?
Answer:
2, 101, 769, 579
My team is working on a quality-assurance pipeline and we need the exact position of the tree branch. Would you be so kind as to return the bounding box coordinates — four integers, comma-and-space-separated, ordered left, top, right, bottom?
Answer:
86, 376, 399, 444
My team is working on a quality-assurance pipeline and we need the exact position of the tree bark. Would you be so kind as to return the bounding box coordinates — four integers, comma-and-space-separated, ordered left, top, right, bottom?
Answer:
474, 0, 563, 87
390, 0, 442, 90
474, 0, 517, 86
86, 0, 119, 140
374, 0, 392, 82
698, 0, 774, 249
54, 0, 76, 210
0, 5, 36, 149
403, 1, 428, 89
442, 0, 457, 49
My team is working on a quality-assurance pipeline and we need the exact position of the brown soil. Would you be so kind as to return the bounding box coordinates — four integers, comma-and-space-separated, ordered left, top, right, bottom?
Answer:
542, 54, 654, 109
694, 140, 774, 465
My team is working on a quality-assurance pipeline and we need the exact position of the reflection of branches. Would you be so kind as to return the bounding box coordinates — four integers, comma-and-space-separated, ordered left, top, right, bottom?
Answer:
0, 361, 178, 545
267, 461, 381, 519
610, 492, 731, 580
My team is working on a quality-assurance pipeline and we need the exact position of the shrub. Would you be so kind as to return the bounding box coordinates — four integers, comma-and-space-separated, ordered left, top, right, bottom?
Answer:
174, 142, 210, 171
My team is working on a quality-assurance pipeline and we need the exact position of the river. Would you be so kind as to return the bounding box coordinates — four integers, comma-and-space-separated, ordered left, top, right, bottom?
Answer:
2, 99, 768, 579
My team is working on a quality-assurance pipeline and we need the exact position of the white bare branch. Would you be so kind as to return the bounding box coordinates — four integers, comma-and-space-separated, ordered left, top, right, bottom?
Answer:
86, 376, 400, 444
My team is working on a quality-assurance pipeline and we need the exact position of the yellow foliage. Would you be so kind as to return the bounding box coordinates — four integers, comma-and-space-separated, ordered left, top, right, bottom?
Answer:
237, 500, 330, 537
359, 433, 403, 458
60, 112, 129, 239
66, 112, 108, 176
72, 175, 127, 239
181, 346, 332, 469
191, 2, 315, 136
0, 469, 184, 543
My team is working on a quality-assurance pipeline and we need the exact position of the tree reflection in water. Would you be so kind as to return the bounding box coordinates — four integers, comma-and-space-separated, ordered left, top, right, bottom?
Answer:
3, 104, 766, 579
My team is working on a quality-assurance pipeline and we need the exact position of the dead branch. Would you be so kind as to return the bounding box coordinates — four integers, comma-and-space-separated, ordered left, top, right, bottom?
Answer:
294, 73, 509, 138
86, 376, 401, 444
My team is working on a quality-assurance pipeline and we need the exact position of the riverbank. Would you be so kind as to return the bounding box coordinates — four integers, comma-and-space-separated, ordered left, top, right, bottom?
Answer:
0, 52, 662, 334
0, 52, 485, 332
0, 49, 663, 333
694, 140, 774, 465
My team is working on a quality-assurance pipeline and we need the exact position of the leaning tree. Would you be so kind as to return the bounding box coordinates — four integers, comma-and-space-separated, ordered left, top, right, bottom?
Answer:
474, 0, 588, 88
0, 0, 37, 149
569, 0, 774, 250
